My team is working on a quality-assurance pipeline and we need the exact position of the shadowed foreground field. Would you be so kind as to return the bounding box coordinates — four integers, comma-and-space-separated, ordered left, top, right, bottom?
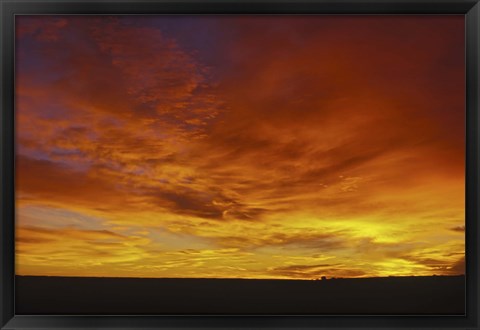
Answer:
16, 275, 465, 315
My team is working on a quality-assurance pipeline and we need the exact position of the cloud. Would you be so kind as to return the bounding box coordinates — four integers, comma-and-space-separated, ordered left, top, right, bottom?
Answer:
448, 256, 465, 275
16, 16, 68, 41
269, 263, 367, 279
450, 225, 465, 233
213, 230, 346, 251
19, 225, 126, 241
16, 225, 153, 276
15, 15, 465, 279
16, 155, 132, 211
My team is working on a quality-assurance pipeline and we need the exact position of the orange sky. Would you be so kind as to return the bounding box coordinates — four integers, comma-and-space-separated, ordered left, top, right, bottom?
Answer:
15, 15, 465, 279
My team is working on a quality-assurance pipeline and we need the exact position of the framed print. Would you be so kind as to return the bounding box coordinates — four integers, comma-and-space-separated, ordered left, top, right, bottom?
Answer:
1, 0, 479, 329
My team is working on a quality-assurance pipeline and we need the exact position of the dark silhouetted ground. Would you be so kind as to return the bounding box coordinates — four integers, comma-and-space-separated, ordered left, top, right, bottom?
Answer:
15, 275, 465, 315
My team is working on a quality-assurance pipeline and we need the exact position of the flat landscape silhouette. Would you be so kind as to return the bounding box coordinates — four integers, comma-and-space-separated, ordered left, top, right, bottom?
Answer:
16, 275, 465, 315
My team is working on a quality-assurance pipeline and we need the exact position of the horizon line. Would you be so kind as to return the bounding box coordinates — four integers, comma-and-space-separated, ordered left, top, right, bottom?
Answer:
15, 274, 466, 281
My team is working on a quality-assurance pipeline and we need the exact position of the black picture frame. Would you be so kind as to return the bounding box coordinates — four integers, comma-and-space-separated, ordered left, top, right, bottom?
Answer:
1, 0, 479, 329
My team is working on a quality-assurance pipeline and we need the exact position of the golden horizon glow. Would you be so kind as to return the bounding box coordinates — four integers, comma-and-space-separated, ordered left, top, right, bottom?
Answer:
15, 15, 465, 279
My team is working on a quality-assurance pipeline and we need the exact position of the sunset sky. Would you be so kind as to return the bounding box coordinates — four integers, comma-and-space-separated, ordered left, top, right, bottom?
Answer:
15, 15, 465, 279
